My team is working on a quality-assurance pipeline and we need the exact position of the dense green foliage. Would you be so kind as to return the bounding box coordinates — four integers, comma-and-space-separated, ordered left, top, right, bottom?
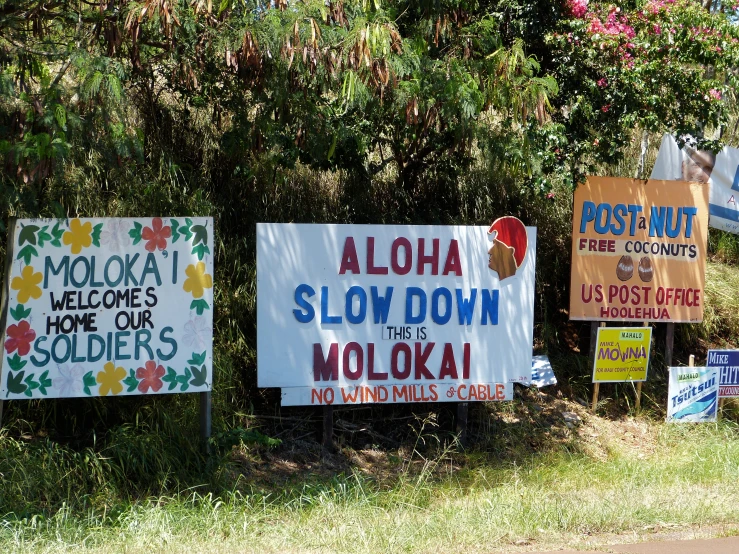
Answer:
2, 0, 739, 525
3, 1, 737, 204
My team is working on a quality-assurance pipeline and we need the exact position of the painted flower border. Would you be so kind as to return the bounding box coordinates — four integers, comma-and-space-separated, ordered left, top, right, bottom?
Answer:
3, 217, 213, 399
81, 351, 209, 396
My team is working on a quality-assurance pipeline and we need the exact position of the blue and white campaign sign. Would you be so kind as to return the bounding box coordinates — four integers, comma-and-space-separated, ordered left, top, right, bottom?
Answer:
666, 366, 718, 422
651, 134, 739, 234
257, 223, 536, 406
707, 349, 739, 398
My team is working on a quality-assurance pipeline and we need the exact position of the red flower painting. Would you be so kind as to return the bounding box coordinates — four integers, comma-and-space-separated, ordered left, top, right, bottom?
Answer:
136, 360, 165, 393
4, 320, 36, 356
141, 217, 172, 252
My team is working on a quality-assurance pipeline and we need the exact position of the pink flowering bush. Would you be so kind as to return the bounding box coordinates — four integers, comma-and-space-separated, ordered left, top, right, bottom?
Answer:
567, 0, 588, 18
535, 0, 739, 183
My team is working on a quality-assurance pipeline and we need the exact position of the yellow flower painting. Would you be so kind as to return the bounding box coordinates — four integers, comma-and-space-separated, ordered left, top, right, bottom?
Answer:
10, 265, 43, 303
96, 362, 126, 396
183, 262, 213, 298
62, 219, 93, 254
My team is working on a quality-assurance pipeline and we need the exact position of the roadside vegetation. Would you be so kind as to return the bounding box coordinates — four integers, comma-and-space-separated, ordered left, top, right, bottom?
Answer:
3, 395, 739, 553
2, 1, 739, 551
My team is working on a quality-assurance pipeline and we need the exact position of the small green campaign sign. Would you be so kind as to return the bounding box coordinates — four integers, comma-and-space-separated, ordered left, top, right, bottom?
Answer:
1, 217, 214, 399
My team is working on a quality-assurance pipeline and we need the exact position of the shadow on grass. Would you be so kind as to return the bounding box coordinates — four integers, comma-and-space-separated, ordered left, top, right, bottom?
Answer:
0, 383, 602, 520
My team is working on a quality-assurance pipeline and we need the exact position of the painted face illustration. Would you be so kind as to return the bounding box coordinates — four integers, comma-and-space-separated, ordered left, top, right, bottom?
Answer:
682, 148, 715, 184
487, 217, 527, 281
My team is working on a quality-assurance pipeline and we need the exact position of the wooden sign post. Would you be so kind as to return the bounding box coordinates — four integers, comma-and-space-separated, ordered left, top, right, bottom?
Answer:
591, 322, 605, 413
0, 219, 17, 430
322, 405, 333, 450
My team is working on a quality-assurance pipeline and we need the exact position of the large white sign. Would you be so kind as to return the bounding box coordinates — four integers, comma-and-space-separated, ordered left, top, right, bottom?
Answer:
651, 134, 739, 233
666, 366, 718, 422
1, 217, 214, 399
257, 223, 536, 405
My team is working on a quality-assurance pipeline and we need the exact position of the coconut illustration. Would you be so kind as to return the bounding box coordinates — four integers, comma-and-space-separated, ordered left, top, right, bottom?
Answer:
638, 256, 653, 282
616, 255, 634, 281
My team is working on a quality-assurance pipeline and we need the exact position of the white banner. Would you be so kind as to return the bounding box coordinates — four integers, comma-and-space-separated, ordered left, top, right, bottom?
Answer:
666, 366, 718, 422
258, 223, 536, 404
651, 134, 739, 233
1, 217, 214, 399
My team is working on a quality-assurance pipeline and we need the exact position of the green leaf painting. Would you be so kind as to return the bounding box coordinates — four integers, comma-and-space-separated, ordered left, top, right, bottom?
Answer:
171, 219, 181, 243
162, 367, 179, 391
37, 225, 52, 247
7, 353, 27, 371
190, 299, 209, 315
190, 365, 207, 388
23, 373, 40, 397
129, 221, 143, 245
50, 222, 64, 247
182, 218, 193, 242
37, 370, 52, 395
191, 224, 207, 246
123, 369, 139, 392
9, 304, 31, 321
18, 224, 39, 246
188, 351, 207, 366
176, 367, 192, 391
192, 243, 210, 261
82, 371, 97, 396
6, 371, 27, 397
91, 222, 104, 246
16, 244, 38, 265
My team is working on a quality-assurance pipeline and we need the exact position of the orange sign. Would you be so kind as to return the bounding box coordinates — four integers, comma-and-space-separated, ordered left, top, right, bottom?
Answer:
570, 176, 708, 322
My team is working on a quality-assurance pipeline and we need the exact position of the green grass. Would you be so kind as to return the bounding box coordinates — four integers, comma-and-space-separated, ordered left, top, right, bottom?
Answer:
2, 421, 739, 553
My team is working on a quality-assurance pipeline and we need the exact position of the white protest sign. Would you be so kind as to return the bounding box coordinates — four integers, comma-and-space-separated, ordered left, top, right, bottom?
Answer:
1, 217, 214, 399
651, 134, 739, 233
257, 223, 536, 406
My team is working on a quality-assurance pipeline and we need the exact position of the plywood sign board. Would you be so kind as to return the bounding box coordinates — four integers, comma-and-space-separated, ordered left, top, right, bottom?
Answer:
570, 176, 708, 322
257, 223, 536, 406
1, 217, 214, 399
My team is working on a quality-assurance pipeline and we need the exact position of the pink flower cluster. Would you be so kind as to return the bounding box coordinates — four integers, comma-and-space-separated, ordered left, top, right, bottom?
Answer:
691, 26, 722, 37
589, 8, 635, 39
708, 89, 722, 101
646, 0, 676, 15
567, 0, 589, 18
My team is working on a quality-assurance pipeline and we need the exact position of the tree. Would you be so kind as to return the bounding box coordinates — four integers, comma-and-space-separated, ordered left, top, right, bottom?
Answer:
1, 1, 558, 207
539, 0, 739, 185
1, 0, 737, 208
